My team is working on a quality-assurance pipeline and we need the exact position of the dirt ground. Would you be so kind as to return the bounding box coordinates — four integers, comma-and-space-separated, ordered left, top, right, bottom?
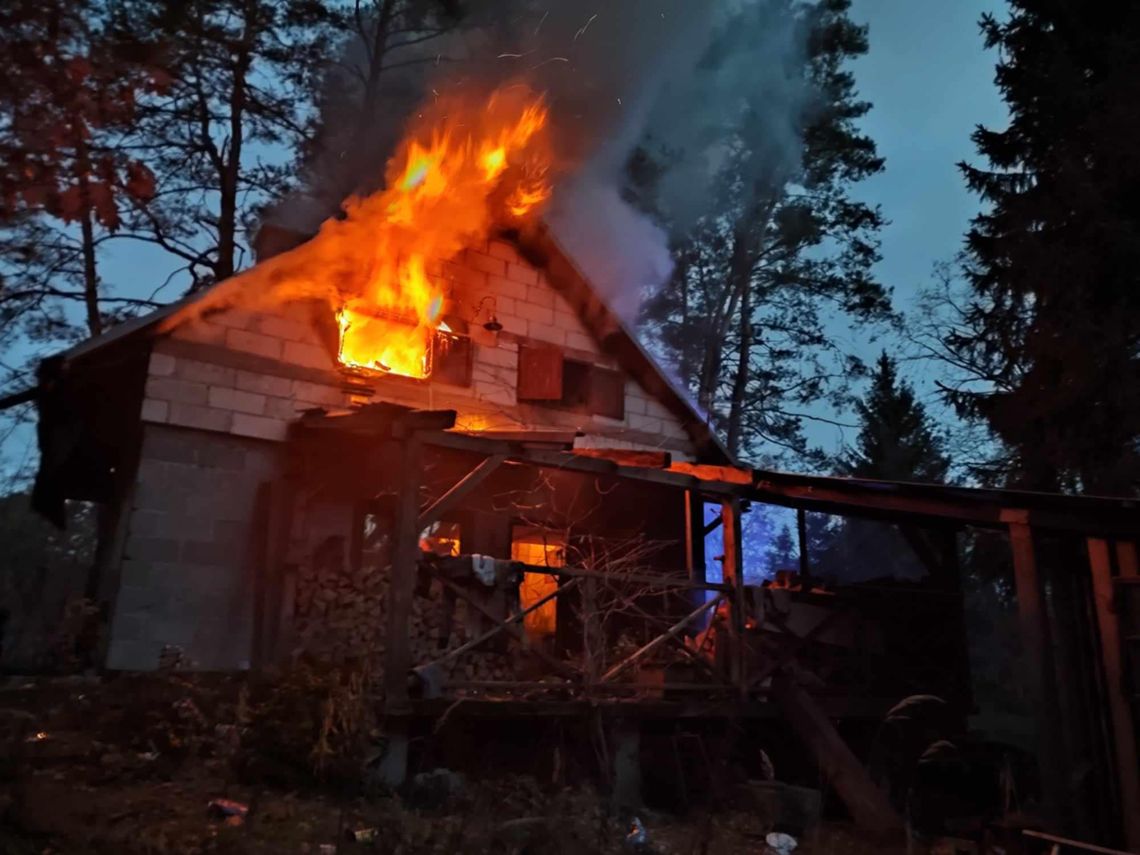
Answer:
0, 675, 919, 855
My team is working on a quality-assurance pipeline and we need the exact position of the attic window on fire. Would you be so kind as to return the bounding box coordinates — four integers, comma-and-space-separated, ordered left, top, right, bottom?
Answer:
516, 345, 625, 419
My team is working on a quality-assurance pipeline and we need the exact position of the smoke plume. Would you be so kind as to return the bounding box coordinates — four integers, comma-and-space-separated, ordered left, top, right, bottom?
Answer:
263, 0, 815, 321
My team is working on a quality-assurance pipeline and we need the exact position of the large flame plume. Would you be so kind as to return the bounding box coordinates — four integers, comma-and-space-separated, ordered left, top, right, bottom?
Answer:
171, 84, 553, 378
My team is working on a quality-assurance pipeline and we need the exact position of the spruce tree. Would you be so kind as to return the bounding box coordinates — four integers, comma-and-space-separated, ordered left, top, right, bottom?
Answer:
838, 352, 949, 482
949, 2, 1140, 495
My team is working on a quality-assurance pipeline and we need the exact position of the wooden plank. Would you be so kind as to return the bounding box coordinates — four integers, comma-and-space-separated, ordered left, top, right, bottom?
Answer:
436, 577, 579, 678
1087, 537, 1140, 851
685, 490, 706, 587
797, 507, 812, 589
598, 594, 724, 683
771, 671, 903, 833
575, 448, 672, 469
723, 499, 747, 691
1008, 522, 1065, 819
417, 454, 506, 530
384, 435, 423, 716
1117, 541, 1138, 578
1023, 828, 1136, 855
670, 461, 753, 484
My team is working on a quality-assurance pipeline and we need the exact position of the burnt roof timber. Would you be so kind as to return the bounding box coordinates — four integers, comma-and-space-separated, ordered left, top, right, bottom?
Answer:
415, 429, 1137, 536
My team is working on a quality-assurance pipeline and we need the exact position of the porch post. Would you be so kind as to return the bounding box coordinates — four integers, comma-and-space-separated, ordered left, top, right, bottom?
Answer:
379, 432, 422, 787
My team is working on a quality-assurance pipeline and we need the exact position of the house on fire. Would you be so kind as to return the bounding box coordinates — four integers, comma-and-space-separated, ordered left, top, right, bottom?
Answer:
30, 223, 729, 672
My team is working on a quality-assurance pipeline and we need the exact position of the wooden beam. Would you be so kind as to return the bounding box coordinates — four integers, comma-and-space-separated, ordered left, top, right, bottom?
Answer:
685, 490, 707, 606
796, 507, 812, 589
670, 461, 752, 484
1087, 538, 1140, 851
575, 448, 672, 469
1117, 541, 1138, 577
722, 499, 747, 691
417, 454, 506, 530
1008, 522, 1065, 819
771, 671, 903, 833
598, 594, 724, 683
436, 578, 579, 678
384, 435, 423, 716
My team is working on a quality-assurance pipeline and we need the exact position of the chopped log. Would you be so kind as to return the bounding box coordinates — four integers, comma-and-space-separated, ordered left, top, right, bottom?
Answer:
573, 448, 672, 469
770, 671, 902, 833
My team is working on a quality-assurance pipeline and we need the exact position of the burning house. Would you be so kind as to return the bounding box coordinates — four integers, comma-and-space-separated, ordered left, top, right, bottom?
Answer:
18, 84, 1140, 842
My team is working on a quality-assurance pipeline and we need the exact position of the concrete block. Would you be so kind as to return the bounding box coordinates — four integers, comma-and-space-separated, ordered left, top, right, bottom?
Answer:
168, 402, 234, 433
116, 582, 167, 613
516, 302, 554, 324
283, 340, 334, 370
145, 376, 208, 406
235, 369, 292, 397
112, 614, 147, 642
126, 536, 181, 563
182, 539, 234, 567
208, 385, 267, 415
130, 510, 172, 539
171, 320, 228, 347
476, 344, 519, 369
149, 352, 176, 377
486, 274, 528, 302
473, 379, 516, 407
119, 559, 151, 589
175, 358, 236, 388
565, 331, 597, 354
628, 413, 664, 434
140, 398, 169, 424
225, 327, 283, 361
486, 240, 522, 263
293, 380, 343, 407
215, 519, 251, 547
263, 396, 302, 421
213, 309, 256, 330
493, 295, 517, 316
464, 249, 506, 277
198, 441, 248, 471
232, 413, 288, 441
443, 261, 487, 291
554, 309, 588, 336
525, 284, 555, 309
624, 394, 648, 416
142, 427, 201, 465
506, 261, 539, 286
106, 638, 161, 671
526, 322, 566, 345
250, 314, 310, 342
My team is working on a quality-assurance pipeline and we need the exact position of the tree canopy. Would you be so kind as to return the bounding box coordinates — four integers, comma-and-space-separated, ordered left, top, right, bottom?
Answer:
947, 2, 1140, 495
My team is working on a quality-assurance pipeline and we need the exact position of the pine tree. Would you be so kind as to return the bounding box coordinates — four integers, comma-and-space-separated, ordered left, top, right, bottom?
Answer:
636, 0, 890, 464
838, 352, 949, 482
948, 3, 1140, 495
0, 0, 165, 347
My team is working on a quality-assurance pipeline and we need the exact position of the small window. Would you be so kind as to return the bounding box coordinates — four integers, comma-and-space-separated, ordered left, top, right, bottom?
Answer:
517, 348, 625, 419
420, 520, 461, 556
511, 525, 566, 638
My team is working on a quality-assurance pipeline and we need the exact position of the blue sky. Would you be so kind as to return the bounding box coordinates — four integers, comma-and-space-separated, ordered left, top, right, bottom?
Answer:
0, 1, 1010, 478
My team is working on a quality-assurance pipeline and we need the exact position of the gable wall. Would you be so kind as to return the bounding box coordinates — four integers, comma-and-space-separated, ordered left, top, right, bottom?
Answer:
138, 239, 697, 457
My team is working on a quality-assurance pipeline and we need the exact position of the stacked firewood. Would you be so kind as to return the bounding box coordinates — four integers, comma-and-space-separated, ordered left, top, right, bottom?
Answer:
292, 551, 522, 687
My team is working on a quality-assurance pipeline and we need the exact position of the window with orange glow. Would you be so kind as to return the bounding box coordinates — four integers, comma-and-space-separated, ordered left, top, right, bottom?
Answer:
420, 521, 461, 556
511, 526, 565, 638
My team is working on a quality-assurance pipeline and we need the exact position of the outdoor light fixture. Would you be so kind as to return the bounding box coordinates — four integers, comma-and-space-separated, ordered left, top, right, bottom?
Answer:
474, 296, 502, 331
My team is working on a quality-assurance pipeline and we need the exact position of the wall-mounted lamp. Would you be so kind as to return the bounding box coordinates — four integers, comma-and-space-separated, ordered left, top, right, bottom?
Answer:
474, 296, 502, 331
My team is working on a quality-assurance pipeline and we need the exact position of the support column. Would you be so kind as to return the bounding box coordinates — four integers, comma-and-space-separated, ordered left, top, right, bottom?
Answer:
380, 433, 422, 788
1006, 517, 1066, 818
685, 490, 706, 611
722, 499, 747, 692
611, 719, 643, 809
1088, 538, 1140, 850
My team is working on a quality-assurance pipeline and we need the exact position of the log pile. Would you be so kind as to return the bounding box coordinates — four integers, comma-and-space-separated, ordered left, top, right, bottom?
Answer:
292, 550, 522, 687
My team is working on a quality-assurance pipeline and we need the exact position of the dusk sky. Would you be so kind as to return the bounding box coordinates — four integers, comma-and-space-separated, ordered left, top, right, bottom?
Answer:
0, 0, 1011, 474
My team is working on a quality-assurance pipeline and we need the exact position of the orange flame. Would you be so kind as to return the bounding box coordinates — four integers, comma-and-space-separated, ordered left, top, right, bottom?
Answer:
173, 85, 554, 379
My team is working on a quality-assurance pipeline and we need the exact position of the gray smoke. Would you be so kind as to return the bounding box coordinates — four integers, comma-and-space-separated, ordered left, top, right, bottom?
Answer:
264, 0, 814, 320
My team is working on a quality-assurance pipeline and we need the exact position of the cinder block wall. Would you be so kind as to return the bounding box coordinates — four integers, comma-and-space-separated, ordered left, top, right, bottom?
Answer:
105, 237, 700, 670
106, 425, 278, 670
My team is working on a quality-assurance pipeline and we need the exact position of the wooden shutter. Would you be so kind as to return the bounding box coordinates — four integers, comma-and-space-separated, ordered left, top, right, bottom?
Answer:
517, 345, 564, 400
589, 367, 626, 419
432, 333, 472, 387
